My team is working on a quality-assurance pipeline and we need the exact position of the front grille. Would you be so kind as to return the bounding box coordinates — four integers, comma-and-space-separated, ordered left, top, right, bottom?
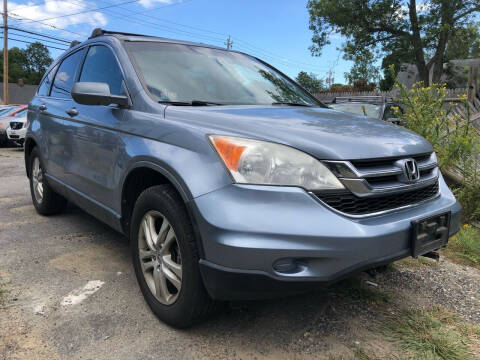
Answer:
315, 182, 439, 215
10, 122, 23, 130
350, 154, 431, 169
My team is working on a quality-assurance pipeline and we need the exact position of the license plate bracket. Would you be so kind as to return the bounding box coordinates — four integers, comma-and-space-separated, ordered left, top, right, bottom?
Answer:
411, 212, 450, 258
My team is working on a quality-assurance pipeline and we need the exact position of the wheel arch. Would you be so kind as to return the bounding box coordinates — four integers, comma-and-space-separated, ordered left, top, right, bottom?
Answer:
24, 136, 38, 178
119, 161, 198, 239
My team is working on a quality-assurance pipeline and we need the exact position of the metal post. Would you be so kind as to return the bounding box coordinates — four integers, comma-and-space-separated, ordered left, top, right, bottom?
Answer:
3, 0, 8, 105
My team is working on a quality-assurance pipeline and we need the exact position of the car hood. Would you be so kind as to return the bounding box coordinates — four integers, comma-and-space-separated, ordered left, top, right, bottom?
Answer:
165, 105, 433, 160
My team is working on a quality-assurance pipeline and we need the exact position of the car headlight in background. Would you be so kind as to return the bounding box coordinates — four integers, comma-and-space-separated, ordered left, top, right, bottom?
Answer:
209, 135, 344, 190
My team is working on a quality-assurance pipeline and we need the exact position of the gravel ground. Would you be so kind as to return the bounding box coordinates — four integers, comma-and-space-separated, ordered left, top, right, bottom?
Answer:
0, 146, 479, 360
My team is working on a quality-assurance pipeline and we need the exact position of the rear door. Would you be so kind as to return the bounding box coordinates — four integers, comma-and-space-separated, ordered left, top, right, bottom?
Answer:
38, 48, 86, 182
63, 44, 129, 210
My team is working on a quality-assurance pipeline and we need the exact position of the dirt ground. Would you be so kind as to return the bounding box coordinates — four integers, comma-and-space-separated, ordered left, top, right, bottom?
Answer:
0, 146, 479, 360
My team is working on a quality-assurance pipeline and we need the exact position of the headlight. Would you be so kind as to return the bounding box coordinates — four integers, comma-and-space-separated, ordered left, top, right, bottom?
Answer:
209, 135, 344, 190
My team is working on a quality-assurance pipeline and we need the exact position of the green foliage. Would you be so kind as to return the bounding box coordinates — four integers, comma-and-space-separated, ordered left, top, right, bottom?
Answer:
394, 75, 480, 221
344, 49, 380, 85
383, 307, 476, 359
295, 71, 325, 94
445, 22, 480, 61
445, 225, 480, 267
323, 79, 376, 93
0, 42, 53, 85
307, 0, 480, 85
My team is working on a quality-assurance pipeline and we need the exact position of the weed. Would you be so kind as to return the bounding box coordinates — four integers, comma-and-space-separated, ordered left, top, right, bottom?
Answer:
382, 307, 475, 359
443, 225, 480, 268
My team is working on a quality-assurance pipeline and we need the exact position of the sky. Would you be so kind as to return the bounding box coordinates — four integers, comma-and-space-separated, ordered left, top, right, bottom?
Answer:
6, 0, 355, 83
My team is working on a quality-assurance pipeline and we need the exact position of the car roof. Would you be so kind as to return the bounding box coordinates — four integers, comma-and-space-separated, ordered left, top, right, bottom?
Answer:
67, 28, 226, 51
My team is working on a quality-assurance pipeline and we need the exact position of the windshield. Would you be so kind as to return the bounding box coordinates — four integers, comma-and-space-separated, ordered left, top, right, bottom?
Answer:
330, 103, 381, 118
126, 42, 319, 106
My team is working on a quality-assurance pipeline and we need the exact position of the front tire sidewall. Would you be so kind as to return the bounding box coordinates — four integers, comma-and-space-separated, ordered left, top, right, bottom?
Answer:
130, 186, 206, 328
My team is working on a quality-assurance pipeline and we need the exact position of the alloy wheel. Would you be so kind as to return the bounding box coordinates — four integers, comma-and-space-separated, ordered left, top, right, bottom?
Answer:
138, 210, 182, 305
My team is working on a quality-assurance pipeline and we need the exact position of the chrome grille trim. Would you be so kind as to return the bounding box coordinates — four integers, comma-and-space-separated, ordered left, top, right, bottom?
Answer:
325, 153, 437, 179
323, 153, 439, 197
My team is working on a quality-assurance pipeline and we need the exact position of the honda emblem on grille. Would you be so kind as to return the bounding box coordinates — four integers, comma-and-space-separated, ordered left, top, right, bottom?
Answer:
395, 158, 420, 183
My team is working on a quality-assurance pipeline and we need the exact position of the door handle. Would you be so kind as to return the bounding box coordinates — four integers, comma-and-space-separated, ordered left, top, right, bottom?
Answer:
39, 104, 47, 111
66, 107, 78, 117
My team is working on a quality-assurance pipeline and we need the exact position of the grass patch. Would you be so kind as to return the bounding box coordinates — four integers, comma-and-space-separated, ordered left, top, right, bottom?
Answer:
329, 278, 391, 305
443, 225, 480, 268
383, 307, 477, 359
396, 256, 438, 269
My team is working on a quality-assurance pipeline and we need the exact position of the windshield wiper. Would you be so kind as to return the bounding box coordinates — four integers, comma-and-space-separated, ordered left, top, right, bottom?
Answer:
271, 102, 312, 107
159, 100, 223, 106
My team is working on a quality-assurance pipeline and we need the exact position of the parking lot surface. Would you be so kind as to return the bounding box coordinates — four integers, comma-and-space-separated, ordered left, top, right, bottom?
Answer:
1, 147, 479, 360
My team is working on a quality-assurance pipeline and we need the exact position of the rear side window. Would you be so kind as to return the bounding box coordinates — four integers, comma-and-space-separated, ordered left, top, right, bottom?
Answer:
37, 64, 58, 96
80, 45, 125, 96
51, 49, 86, 98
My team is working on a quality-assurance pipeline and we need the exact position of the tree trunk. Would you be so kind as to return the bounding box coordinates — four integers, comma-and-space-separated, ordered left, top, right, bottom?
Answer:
431, 32, 449, 84
408, 0, 429, 85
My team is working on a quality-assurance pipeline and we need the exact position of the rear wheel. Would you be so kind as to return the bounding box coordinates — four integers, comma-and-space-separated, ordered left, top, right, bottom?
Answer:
29, 147, 67, 215
130, 185, 215, 328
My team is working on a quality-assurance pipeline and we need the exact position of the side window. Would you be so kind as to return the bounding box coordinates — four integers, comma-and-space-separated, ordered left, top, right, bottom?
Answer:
80, 45, 125, 96
37, 64, 58, 96
51, 49, 86, 98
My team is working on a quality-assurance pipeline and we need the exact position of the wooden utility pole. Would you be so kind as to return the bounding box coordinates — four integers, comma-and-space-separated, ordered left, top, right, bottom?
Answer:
3, 0, 8, 105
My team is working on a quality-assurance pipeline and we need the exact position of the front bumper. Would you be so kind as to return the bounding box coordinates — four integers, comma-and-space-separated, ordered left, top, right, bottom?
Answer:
6, 127, 26, 145
191, 174, 461, 300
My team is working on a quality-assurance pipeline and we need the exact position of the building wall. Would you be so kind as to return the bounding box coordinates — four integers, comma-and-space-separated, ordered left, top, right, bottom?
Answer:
0, 83, 37, 105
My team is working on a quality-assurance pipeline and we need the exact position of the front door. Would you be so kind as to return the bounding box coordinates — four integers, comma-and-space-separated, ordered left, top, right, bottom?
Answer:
63, 45, 129, 211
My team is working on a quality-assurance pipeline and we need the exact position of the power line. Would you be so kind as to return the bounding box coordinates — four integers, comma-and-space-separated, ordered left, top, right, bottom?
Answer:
8, 30, 70, 46
0, 35, 67, 51
59, 0, 325, 72
3, 12, 86, 38
8, 26, 71, 43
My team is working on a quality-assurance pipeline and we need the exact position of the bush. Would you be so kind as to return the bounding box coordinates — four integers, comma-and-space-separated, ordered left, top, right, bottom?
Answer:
394, 80, 480, 222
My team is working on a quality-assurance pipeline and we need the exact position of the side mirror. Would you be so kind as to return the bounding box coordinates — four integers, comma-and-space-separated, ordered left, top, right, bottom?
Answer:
71, 82, 129, 107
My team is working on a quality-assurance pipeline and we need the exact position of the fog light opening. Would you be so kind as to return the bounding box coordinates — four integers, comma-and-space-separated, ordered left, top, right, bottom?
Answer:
273, 258, 305, 274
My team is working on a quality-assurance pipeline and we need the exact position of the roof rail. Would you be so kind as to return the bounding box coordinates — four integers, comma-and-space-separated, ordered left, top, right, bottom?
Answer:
89, 28, 153, 39
69, 40, 81, 48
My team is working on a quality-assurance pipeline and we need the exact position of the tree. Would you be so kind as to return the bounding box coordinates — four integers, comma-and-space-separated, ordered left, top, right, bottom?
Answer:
24, 42, 53, 84
445, 22, 480, 61
0, 42, 52, 85
307, 0, 480, 85
344, 50, 380, 85
295, 71, 325, 93
379, 20, 480, 90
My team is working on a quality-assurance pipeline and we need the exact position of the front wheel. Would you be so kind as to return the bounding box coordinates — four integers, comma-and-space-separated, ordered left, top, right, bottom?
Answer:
130, 185, 215, 328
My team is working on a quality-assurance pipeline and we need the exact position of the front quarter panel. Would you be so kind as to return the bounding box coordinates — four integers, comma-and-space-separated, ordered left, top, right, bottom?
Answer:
114, 109, 233, 213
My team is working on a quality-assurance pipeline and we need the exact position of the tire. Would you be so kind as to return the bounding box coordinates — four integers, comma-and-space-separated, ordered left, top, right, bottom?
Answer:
29, 147, 67, 215
130, 184, 215, 328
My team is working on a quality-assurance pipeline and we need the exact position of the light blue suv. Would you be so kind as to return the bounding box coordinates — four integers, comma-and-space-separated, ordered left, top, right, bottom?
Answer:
26, 29, 461, 327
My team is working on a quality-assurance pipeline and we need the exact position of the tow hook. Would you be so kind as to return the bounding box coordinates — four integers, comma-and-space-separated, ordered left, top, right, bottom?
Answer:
420, 251, 440, 261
